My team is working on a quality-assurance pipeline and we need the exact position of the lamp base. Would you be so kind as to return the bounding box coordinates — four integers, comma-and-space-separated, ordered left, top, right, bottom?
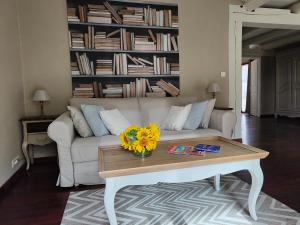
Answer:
39, 101, 45, 117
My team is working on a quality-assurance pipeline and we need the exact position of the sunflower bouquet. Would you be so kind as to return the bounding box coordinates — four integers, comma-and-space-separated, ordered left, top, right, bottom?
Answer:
119, 123, 160, 157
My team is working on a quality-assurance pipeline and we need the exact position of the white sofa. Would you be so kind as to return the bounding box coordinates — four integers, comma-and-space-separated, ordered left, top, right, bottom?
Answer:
48, 97, 236, 187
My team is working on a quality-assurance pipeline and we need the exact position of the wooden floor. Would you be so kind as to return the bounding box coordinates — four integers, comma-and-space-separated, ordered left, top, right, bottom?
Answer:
0, 115, 299, 225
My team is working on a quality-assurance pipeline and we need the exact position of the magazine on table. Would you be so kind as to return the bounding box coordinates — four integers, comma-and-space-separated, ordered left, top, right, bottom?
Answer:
168, 144, 220, 156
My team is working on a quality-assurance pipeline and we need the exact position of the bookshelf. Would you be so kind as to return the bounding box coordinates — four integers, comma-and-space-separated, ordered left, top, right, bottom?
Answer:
67, 0, 179, 98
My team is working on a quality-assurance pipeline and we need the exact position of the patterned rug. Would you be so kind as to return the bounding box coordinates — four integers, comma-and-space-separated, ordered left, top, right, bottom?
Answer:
61, 175, 300, 225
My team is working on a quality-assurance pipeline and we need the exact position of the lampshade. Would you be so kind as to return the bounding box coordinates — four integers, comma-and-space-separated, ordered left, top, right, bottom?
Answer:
207, 82, 221, 93
32, 90, 50, 102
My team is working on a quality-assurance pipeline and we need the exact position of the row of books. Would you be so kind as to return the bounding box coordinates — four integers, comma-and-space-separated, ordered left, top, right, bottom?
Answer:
72, 53, 179, 76
67, 3, 178, 27
143, 8, 178, 27
87, 4, 112, 24
94, 31, 120, 50
74, 53, 94, 75
69, 28, 178, 52
73, 83, 96, 98
72, 79, 178, 98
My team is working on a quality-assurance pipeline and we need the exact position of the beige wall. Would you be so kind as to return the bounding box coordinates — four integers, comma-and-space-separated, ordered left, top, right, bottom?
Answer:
18, 0, 72, 116
18, 0, 240, 116
0, 0, 25, 186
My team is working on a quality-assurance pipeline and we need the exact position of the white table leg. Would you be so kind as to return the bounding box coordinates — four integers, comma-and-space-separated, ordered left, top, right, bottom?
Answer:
248, 161, 263, 220
104, 180, 118, 225
214, 174, 221, 191
22, 141, 30, 170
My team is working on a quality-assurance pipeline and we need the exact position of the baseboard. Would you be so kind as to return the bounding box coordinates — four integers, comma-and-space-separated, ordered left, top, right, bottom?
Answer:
0, 163, 26, 198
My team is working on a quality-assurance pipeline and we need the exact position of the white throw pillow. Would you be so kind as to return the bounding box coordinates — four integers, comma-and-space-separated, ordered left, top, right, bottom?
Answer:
200, 98, 216, 128
161, 104, 192, 131
99, 109, 131, 136
67, 106, 93, 138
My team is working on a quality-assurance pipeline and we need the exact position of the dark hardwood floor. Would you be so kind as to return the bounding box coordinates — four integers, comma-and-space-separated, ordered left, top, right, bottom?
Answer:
236, 114, 300, 212
0, 114, 299, 225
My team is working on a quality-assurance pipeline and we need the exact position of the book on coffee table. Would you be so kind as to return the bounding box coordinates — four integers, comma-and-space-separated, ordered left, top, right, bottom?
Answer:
195, 144, 220, 153
168, 145, 205, 156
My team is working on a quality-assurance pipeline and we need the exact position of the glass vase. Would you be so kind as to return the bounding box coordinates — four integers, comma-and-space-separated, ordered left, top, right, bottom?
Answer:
132, 149, 152, 158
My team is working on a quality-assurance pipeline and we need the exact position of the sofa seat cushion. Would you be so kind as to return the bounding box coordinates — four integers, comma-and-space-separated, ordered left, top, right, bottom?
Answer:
71, 128, 222, 163
71, 135, 120, 163
160, 129, 222, 141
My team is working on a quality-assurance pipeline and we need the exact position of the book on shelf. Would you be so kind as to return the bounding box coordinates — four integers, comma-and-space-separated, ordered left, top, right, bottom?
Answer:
94, 31, 121, 50
67, 8, 79, 22
171, 15, 179, 28
75, 52, 94, 75
78, 5, 88, 22
103, 1, 123, 24
119, 7, 145, 25
156, 33, 178, 51
95, 59, 113, 75
156, 79, 179, 97
170, 63, 180, 75
153, 56, 170, 75
103, 84, 123, 98
71, 62, 80, 75
69, 31, 85, 49
134, 35, 156, 51
73, 82, 103, 98
114, 53, 128, 75
87, 4, 112, 24
73, 83, 94, 98
146, 84, 166, 97
128, 65, 154, 75
84, 26, 95, 49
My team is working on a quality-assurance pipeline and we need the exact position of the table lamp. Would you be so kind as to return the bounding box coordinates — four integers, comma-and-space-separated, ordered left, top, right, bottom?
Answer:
207, 82, 221, 98
33, 90, 50, 116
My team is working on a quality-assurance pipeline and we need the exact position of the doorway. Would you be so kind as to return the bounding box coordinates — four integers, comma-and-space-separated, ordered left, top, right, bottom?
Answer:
229, 5, 300, 137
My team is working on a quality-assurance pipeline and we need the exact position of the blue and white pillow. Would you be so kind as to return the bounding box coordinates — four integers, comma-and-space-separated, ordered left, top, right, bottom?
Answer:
183, 101, 208, 130
81, 104, 109, 137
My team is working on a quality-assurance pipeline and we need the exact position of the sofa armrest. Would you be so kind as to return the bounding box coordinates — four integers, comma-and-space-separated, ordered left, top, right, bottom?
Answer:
48, 112, 75, 187
48, 111, 75, 147
209, 110, 236, 139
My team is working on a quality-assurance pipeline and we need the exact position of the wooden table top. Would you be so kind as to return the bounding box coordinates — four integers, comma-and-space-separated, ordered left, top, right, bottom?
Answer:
99, 136, 269, 178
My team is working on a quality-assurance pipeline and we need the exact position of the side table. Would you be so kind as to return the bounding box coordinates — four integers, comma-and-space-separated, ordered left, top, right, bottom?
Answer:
20, 115, 58, 170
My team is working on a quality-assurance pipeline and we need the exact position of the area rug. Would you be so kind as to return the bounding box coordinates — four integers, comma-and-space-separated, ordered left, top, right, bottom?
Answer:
61, 175, 300, 225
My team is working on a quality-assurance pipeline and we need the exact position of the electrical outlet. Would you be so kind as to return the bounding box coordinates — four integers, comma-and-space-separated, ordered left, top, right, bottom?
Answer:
11, 156, 20, 169
221, 72, 226, 78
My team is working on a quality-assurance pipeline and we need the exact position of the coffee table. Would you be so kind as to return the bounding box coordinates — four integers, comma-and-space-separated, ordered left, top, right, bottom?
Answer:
99, 136, 269, 225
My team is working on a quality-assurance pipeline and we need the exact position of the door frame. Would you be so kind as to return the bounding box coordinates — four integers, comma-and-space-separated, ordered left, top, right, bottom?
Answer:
229, 5, 300, 138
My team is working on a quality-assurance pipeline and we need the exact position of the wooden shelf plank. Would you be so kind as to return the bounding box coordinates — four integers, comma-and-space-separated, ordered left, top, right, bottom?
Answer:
72, 74, 179, 78
108, 0, 178, 7
70, 48, 179, 54
68, 21, 179, 30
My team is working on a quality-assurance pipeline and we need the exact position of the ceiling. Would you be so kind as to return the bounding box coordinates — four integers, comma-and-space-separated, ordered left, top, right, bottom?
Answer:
263, 0, 299, 8
242, 0, 300, 57
243, 27, 300, 51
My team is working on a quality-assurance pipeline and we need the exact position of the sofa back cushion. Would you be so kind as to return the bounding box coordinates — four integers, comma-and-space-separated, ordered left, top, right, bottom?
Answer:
70, 98, 142, 126
138, 96, 197, 126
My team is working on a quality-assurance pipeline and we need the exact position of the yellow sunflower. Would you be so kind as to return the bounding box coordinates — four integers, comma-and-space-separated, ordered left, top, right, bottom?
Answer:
119, 133, 131, 150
